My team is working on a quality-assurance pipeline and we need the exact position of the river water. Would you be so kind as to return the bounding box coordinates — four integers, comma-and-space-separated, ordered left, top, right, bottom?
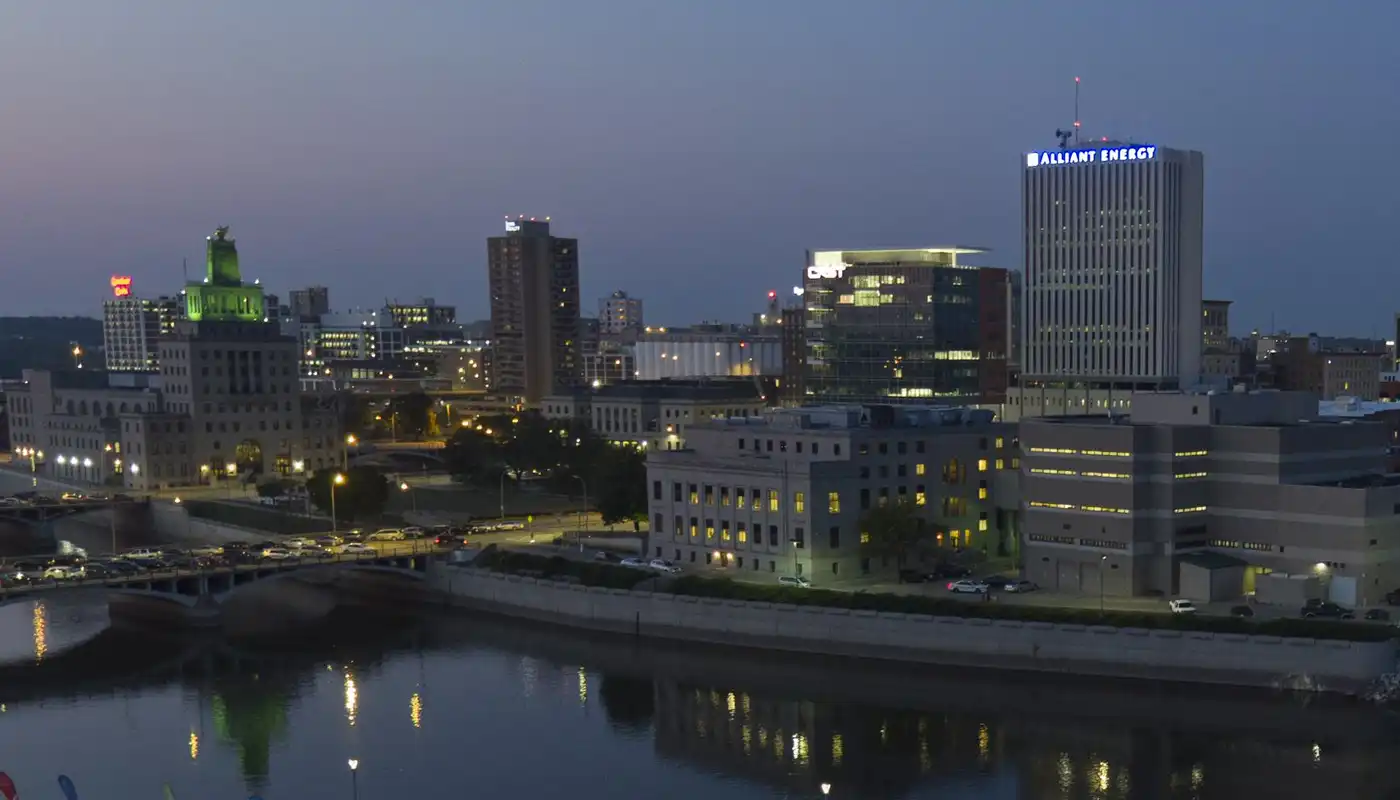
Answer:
0, 592, 1398, 800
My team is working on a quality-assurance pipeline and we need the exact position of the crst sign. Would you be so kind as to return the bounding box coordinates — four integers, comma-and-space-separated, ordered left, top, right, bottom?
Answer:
1026, 145, 1158, 168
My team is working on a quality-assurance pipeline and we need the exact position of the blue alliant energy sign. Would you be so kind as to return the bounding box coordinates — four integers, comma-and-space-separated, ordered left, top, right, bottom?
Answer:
1026, 145, 1157, 168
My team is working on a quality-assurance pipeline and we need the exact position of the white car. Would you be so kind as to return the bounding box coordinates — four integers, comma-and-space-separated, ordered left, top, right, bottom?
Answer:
778, 575, 811, 588
648, 558, 681, 574
401, 526, 425, 539
947, 579, 990, 594
285, 537, 318, 549
334, 542, 376, 555
261, 547, 293, 560
619, 557, 648, 569
188, 545, 223, 557
43, 564, 84, 580
369, 529, 405, 541
122, 547, 164, 561
1169, 599, 1198, 615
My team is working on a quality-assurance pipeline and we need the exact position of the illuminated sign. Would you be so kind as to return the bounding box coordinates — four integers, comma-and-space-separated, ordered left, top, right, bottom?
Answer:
110, 275, 133, 298
1026, 145, 1157, 168
505, 221, 521, 232
806, 263, 849, 280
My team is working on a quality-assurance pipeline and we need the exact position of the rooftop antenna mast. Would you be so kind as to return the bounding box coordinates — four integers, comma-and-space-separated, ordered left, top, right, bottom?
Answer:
1074, 76, 1081, 145
182, 257, 188, 283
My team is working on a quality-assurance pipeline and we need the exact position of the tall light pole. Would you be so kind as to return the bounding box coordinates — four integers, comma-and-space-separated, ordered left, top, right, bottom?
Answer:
343, 434, 357, 471
499, 470, 507, 522
1099, 554, 1108, 614
573, 474, 588, 552
400, 481, 416, 513
347, 759, 360, 800
331, 473, 346, 533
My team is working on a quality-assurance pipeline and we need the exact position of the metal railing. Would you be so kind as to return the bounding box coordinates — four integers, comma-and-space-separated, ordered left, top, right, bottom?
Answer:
0, 538, 445, 602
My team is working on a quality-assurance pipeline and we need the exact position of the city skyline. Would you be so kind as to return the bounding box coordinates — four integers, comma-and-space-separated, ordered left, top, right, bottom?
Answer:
2, 2, 1398, 335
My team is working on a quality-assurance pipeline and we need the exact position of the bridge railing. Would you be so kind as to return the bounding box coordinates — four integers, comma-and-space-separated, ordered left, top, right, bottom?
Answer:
0, 539, 445, 602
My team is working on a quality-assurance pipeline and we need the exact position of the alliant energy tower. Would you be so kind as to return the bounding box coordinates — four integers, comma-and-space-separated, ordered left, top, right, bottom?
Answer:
1022, 141, 1204, 389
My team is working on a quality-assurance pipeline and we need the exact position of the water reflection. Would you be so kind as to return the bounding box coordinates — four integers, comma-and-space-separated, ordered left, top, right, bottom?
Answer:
0, 607, 1396, 798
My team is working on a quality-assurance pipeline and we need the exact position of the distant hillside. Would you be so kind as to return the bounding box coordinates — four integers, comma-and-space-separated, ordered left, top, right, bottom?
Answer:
0, 316, 103, 378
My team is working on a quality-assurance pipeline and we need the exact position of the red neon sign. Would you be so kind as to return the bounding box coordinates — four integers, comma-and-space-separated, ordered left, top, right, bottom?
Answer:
110, 275, 132, 298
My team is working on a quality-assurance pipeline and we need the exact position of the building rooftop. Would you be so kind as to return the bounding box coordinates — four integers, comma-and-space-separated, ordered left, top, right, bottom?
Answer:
546, 380, 763, 403
708, 404, 996, 431
1318, 398, 1400, 418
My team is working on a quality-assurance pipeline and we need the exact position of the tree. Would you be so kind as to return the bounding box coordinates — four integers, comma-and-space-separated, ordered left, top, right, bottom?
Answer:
593, 446, 648, 526
336, 391, 375, 440
387, 392, 434, 440
858, 499, 928, 568
305, 466, 390, 524
255, 479, 290, 499
443, 427, 500, 485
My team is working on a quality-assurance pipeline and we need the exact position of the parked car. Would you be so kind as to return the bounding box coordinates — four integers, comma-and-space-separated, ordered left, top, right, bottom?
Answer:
1168, 599, 1198, 614
401, 526, 426, 539
947, 579, 990, 594
1386, 589, 1400, 606
261, 547, 293, 561
619, 557, 648, 569
59, 491, 86, 503
188, 545, 224, 557
1301, 599, 1354, 620
122, 547, 164, 561
1004, 580, 1038, 593
43, 564, 84, 580
496, 521, 526, 531
931, 563, 972, 579
897, 569, 935, 583
592, 551, 618, 563
778, 575, 812, 589
81, 563, 117, 579
648, 558, 681, 574
332, 542, 375, 555
285, 537, 319, 549
315, 535, 342, 547
368, 529, 405, 541
1230, 605, 1255, 618
1364, 608, 1391, 622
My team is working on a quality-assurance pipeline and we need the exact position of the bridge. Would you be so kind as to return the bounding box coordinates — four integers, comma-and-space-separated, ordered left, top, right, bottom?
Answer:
0, 495, 148, 524
0, 546, 435, 622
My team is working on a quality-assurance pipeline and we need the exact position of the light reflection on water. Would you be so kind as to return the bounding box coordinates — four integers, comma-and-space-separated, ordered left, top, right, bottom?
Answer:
0, 607, 1393, 799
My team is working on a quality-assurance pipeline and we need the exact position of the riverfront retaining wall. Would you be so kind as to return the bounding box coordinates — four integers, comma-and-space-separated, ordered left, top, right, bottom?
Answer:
431, 565, 1399, 694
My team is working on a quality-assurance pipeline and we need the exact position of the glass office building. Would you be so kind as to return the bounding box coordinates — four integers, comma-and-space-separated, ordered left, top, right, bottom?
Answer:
802, 248, 1009, 405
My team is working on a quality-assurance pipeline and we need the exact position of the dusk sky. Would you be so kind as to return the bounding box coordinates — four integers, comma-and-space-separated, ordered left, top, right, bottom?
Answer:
3, 1, 1397, 335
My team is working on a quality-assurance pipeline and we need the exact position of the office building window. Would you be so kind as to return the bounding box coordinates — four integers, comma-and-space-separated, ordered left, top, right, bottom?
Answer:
827, 491, 840, 513
794, 492, 806, 514
829, 526, 840, 549
768, 490, 779, 512
704, 485, 714, 505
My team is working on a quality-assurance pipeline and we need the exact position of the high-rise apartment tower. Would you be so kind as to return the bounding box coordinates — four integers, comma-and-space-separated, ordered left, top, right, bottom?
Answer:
488, 218, 581, 405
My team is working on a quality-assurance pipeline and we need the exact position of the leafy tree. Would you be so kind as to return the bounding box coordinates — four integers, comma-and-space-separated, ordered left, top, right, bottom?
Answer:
336, 391, 375, 440
443, 426, 500, 485
387, 392, 434, 440
858, 499, 928, 568
305, 466, 389, 524
255, 479, 290, 499
593, 446, 648, 526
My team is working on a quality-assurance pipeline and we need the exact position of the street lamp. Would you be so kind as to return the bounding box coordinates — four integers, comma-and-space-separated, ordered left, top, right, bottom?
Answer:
499, 470, 508, 522
789, 537, 801, 577
347, 758, 360, 800
400, 481, 416, 513
572, 474, 588, 552
343, 434, 357, 470
1099, 554, 1108, 614
821, 784, 832, 796
331, 473, 346, 533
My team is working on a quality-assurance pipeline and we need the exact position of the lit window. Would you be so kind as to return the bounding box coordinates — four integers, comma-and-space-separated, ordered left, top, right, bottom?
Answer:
977, 459, 988, 472
827, 492, 840, 513
915, 463, 926, 476
738, 529, 748, 544
979, 519, 988, 532
795, 492, 806, 514
995, 437, 1004, 449
978, 487, 987, 500
995, 459, 1004, 470
705, 524, 715, 540
736, 492, 747, 510
859, 531, 871, 544
915, 490, 926, 506
768, 490, 779, 512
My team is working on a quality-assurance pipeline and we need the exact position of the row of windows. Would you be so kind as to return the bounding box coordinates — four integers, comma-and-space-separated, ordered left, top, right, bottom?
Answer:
658, 481, 988, 513
1028, 533, 1127, 550
1210, 539, 1274, 552
1175, 472, 1208, 479
1174, 506, 1207, 514
1028, 501, 1131, 515
1174, 450, 1209, 457
1026, 447, 1130, 458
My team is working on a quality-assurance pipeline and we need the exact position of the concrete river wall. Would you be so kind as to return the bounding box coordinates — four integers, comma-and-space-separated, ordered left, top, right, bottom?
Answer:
430, 564, 1398, 695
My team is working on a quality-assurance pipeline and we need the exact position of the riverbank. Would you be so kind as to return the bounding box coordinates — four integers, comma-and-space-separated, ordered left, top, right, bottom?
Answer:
428, 562, 1398, 696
